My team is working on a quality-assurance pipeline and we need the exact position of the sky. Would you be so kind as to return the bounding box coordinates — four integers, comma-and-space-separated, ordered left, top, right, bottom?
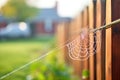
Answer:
0, 0, 90, 18
0, 0, 8, 8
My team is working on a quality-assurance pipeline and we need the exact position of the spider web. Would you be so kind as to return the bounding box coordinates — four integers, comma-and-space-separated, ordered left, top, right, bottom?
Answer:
66, 28, 102, 61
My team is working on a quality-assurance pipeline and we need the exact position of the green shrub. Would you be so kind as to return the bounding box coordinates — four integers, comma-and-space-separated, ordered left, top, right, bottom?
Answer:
82, 69, 89, 79
29, 52, 79, 80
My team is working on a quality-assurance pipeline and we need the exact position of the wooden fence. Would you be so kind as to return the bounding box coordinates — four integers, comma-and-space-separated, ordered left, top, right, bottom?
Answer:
56, 0, 120, 80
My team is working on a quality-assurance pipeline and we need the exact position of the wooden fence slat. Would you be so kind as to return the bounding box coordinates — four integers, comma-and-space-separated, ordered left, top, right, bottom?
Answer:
56, 22, 70, 63
68, 20, 81, 77
111, 0, 120, 79
82, 7, 89, 80
75, 14, 83, 77
96, 0, 106, 80
79, 15, 83, 79
88, 0, 95, 80
106, 0, 112, 80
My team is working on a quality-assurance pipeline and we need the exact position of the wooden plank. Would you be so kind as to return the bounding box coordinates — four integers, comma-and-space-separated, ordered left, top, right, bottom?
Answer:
101, 0, 106, 80
68, 19, 82, 77
83, 8, 89, 70
64, 22, 71, 63
82, 7, 89, 80
106, 0, 112, 80
111, 0, 120, 79
76, 13, 83, 79
74, 14, 83, 77
96, 0, 106, 80
56, 22, 70, 63
72, 18, 81, 76
88, 0, 95, 80
74, 13, 84, 79
83, 8, 89, 28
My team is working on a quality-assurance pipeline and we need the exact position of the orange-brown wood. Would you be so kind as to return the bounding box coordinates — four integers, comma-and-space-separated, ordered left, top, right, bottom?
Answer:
111, 0, 120, 79
96, 0, 102, 79
82, 8, 89, 80
76, 13, 83, 79
88, 0, 95, 80
96, 0, 105, 80
68, 19, 81, 77
56, 22, 70, 63
55, 0, 113, 79
75, 13, 84, 79
106, 0, 112, 80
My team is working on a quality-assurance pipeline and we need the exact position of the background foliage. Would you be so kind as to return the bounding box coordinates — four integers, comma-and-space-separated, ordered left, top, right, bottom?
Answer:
1, 0, 39, 21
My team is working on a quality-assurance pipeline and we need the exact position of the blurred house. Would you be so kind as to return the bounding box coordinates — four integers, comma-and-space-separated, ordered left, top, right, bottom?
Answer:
29, 4, 71, 36
0, 15, 8, 29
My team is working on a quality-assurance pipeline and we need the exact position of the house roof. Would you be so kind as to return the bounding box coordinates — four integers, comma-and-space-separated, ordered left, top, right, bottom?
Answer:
0, 15, 7, 22
30, 7, 71, 22
37, 8, 59, 19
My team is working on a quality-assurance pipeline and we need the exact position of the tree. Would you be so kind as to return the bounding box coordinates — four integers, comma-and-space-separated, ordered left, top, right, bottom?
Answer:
1, 0, 39, 21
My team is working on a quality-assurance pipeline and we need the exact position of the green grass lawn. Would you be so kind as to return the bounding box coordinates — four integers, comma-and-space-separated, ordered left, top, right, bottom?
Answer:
0, 37, 54, 80
0, 37, 79, 80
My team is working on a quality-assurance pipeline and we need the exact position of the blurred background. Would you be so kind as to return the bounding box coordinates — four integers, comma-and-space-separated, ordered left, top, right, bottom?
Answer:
0, 0, 82, 80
